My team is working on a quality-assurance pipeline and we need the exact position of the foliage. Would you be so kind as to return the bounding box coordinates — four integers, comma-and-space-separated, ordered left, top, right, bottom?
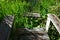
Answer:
0, 0, 60, 40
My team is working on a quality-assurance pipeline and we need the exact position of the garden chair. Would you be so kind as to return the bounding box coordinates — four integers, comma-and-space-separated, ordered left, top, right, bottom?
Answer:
46, 14, 60, 34
0, 15, 14, 40
15, 13, 49, 40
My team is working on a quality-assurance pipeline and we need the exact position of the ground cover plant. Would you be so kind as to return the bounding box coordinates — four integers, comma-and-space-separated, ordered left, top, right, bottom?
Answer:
0, 0, 60, 40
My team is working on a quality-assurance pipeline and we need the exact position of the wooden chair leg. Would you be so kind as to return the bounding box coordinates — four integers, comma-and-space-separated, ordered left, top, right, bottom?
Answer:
46, 14, 60, 34
0, 15, 14, 40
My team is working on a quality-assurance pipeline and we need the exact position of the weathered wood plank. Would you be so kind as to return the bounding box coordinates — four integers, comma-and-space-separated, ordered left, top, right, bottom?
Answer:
0, 15, 14, 40
23, 13, 40, 18
15, 28, 50, 40
46, 14, 60, 34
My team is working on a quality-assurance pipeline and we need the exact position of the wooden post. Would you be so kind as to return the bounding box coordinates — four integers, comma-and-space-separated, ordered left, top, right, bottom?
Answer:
46, 14, 60, 34
46, 14, 51, 32
0, 15, 14, 40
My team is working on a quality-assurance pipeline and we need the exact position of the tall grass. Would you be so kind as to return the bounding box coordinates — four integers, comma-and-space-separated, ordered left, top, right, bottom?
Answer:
0, 0, 60, 40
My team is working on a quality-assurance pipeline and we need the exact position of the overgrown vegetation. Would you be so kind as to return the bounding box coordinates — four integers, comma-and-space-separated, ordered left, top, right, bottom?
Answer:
0, 0, 60, 40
